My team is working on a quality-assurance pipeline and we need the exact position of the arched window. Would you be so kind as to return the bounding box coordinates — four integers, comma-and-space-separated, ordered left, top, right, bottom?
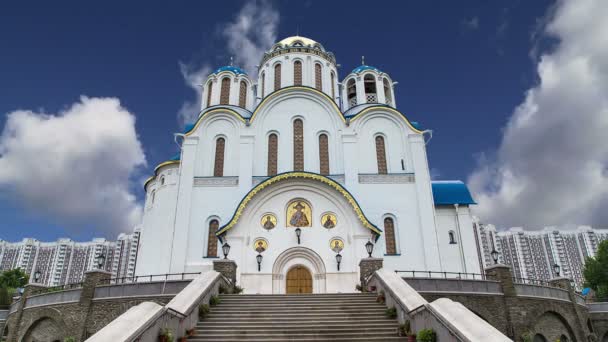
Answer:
364, 74, 377, 103
293, 119, 304, 170
347, 79, 357, 107
384, 217, 397, 255
449, 231, 457, 244
150, 190, 156, 204
383, 78, 393, 106
318, 134, 329, 175
293, 60, 302, 86
206, 219, 219, 257
375, 136, 388, 174
274, 63, 282, 91
213, 137, 225, 177
239, 80, 247, 108
160, 176, 165, 186
314, 63, 322, 90
260, 72, 265, 98
220, 77, 231, 105
330, 71, 336, 99
206, 81, 213, 107
267, 133, 278, 176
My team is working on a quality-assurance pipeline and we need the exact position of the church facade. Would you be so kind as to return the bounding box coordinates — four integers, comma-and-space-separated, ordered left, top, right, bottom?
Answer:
135, 36, 480, 294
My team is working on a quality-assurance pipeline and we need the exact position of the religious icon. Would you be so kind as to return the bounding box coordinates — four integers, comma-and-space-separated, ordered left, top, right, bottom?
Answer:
253, 238, 268, 253
260, 213, 277, 230
286, 200, 312, 227
321, 213, 337, 229
330, 238, 344, 253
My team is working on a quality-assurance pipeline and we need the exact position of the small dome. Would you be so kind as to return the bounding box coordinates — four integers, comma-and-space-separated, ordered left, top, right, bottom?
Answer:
212, 65, 247, 75
351, 65, 381, 74
277, 35, 319, 47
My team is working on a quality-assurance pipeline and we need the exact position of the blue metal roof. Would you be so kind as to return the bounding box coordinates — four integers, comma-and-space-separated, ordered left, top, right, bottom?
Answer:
213, 66, 247, 75
169, 153, 180, 161
431, 181, 476, 205
351, 65, 380, 74
183, 123, 195, 133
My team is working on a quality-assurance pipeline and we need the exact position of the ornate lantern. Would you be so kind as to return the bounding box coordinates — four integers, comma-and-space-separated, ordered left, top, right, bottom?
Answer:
295, 227, 302, 245
365, 240, 374, 258
553, 263, 561, 277
222, 242, 231, 259
256, 253, 263, 272
491, 249, 499, 265
336, 253, 342, 271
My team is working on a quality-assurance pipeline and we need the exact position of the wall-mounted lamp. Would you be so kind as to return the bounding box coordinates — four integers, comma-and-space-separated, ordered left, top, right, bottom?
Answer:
256, 253, 263, 272
336, 253, 342, 271
295, 227, 302, 245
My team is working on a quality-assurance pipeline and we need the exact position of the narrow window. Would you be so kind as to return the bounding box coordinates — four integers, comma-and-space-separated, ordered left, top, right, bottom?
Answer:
364, 74, 377, 103
383, 78, 393, 106
267, 133, 278, 176
347, 79, 357, 107
160, 176, 165, 186
274, 63, 281, 91
293, 119, 304, 170
384, 217, 397, 255
319, 134, 329, 175
260, 72, 265, 98
206, 220, 219, 257
330, 71, 336, 99
213, 137, 225, 177
314, 63, 322, 90
150, 190, 156, 204
239, 80, 247, 108
375, 136, 388, 174
294, 61, 302, 85
449, 231, 457, 244
220, 77, 231, 105
206, 81, 213, 107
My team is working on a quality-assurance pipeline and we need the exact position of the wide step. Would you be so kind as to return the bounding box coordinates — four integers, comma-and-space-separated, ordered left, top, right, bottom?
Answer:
191, 293, 402, 341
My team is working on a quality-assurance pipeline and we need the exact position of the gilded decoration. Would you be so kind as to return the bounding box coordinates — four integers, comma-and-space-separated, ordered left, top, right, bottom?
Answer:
330, 238, 344, 253
215, 172, 382, 236
254, 238, 268, 253
321, 213, 337, 229
261, 213, 277, 230
286, 200, 312, 227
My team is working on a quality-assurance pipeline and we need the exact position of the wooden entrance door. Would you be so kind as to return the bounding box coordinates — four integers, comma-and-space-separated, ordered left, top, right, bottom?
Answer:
286, 266, 312, 294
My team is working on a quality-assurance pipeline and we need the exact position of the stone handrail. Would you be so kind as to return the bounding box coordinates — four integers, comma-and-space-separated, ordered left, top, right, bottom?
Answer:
588, 302, 608, 313
403, 277, 502, 294
94, 279, 191, 299
514, 283, 570, 301
8, 300, 19, 314
370, 269, 510, 342
0, 309, 7, 320
87, 270, 224, 341
23, 288, 82, 309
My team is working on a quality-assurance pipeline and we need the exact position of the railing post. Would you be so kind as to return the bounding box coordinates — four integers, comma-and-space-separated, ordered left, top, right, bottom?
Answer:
358, 258, 383, 290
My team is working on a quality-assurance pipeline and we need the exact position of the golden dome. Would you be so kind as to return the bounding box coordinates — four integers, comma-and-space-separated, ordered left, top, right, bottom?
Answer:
276, 36, 321, 48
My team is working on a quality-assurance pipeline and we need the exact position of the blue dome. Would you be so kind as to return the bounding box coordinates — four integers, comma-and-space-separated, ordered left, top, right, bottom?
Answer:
351, 65, 380, 74
213, 66, 247, 75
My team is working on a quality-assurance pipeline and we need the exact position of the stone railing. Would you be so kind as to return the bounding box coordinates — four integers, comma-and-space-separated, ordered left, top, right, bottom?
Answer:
0, 309, 7, 320
94, 280, 191, 299
513, 283, 571, 301
8, 300, 19, 314
588, 302, 608, 313
87, 270, 225, 341
24, 288, 82, 309
403, 277, 502, 294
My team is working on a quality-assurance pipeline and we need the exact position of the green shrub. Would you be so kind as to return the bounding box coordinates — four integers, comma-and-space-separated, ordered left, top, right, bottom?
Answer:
417, 329, 437, 342
233, 285, 243, 294
218, 285, 227, 294
209, 295, 221, 306
521, 332, 532, 342
198, 304, 210, 319
0, 287, 10, 308
63, 337, 75, 342
385, 306, 397, 319
159, 328, 174, 341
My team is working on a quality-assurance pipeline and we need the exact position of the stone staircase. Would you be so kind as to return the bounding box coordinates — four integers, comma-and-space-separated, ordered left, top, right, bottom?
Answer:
190, 293, 404, 341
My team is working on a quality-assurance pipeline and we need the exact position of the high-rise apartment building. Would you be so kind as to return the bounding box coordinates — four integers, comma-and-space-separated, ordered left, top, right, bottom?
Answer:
0, 227, 140, 286
475, 219, 608, 289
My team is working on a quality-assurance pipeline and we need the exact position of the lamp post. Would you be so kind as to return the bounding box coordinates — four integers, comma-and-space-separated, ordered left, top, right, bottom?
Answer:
256, 253, 263, 272
553, 263, 561, 277
34, 269, 41, 283
97, 252, 106, 270
295, 227, 302, 245
336, 253, 342, 271
222, 242, 231, 259
365, 240, 374, 258
491, 249, 499, 265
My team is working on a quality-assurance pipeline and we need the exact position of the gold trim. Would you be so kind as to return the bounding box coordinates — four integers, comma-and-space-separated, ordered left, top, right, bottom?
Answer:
216, 172, 381, 236
348, 106, 423, 134
144, 160, 181, 190
185, 108, 247, 137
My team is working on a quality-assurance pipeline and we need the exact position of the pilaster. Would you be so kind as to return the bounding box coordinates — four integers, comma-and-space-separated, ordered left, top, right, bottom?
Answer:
7, 283, 47, 342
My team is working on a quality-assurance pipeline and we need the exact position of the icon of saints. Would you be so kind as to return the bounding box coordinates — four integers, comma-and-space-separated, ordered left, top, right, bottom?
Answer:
323, 214, 336, 228
331, 240, 343, 252
289, 202, 309, 227
263, 215, 275, 229
255, 240, 266, 253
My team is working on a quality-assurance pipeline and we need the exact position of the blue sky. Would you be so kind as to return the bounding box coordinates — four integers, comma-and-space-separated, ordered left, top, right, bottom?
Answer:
2, 0, 607, 241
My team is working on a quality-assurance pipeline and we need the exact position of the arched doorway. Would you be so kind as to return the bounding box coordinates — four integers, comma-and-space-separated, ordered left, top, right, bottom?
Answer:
272, 247, 327, 294
286, 265, 312, 294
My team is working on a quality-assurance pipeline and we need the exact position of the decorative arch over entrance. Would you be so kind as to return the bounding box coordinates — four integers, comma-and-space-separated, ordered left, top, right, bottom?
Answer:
272, 247, 326, 294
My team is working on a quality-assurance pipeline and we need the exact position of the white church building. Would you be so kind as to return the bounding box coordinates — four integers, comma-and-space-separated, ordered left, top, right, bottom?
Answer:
135, 36, 480, 294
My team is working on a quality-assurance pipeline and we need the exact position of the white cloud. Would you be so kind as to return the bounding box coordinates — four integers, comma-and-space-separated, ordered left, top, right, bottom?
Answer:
468, 0, 608, 229
0, 97, 146, 236
177, 0, 279, 125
